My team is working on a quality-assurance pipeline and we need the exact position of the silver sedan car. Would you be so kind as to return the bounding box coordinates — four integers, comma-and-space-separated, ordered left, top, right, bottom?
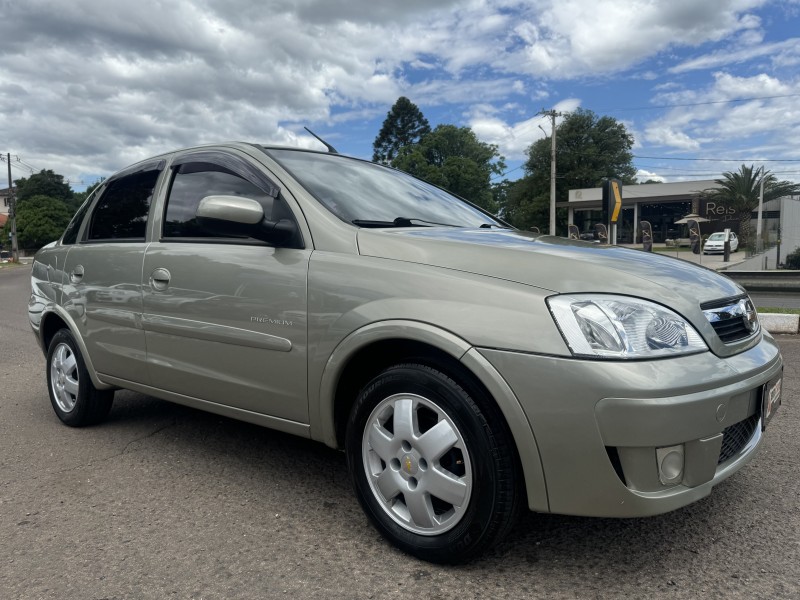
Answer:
29, 143, 782, 562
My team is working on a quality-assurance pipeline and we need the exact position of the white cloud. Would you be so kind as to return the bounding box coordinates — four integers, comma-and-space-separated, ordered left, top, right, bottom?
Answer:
636, 169, 667, 183
496, 0, 767, 78
0, 0, 794, 181
669, 37, 800, 73
645, 72, 800, 147
644, 127, 702, 150
469, 98, 581, 159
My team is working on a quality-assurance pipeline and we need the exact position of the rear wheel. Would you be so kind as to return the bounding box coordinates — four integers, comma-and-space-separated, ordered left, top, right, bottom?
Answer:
46, 329, 114, 426
346, 363, 520, 563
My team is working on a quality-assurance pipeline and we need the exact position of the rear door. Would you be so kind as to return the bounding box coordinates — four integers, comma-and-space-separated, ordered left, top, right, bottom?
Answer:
62, 162, 164, 383
141, 150, 311, 423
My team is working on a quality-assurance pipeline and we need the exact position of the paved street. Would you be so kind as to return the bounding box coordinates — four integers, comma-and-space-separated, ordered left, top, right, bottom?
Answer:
1, 264, 798, 599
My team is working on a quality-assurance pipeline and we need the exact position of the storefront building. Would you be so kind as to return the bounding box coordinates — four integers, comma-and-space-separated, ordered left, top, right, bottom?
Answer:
564, 180, 738, 243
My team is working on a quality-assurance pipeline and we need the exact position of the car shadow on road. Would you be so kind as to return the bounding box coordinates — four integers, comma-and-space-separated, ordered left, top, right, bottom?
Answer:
100, 390, 762, 586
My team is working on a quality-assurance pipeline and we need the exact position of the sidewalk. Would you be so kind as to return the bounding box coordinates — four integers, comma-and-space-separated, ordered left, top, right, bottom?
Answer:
623, 243, 779, 272
661, 248, 748, 272
723, 246, 779, 271
620, 243, 750, 272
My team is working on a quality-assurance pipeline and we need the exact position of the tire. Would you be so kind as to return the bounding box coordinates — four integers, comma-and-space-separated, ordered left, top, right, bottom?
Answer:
46, 329, 114, 427
346, 363, 521, 563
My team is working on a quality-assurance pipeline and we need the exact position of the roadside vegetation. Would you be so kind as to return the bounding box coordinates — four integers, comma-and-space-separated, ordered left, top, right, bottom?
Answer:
757, 307, 800, 315
2, 171, 103, 255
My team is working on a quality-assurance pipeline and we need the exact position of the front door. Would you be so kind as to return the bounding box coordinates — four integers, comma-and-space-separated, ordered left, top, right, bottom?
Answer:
141, 152, 310, 423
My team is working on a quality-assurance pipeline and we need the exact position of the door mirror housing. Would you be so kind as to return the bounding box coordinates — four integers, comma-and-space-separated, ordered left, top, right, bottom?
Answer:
196, 195, 299, 246
197, 195, 264, 225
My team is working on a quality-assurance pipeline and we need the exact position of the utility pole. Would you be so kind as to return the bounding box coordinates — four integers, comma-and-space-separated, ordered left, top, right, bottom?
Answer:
538, 109, 563, 236
6, 153, 19, 262
756, 173, 764, 254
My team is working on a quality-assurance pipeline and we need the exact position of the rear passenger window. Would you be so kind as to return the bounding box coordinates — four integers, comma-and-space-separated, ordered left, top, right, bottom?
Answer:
87, 170, 160, 241
163, 164, 274, 239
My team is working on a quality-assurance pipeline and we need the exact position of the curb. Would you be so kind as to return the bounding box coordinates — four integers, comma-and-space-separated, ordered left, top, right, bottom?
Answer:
759, 313, 800, 334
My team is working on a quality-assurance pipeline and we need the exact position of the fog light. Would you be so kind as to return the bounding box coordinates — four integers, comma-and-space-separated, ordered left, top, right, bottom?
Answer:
656, 444, 685, 485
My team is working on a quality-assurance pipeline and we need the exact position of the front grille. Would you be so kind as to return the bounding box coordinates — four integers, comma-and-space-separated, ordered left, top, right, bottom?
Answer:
710, 318, 752, 343
701, 296, 759, 344
718, 414, 759, 464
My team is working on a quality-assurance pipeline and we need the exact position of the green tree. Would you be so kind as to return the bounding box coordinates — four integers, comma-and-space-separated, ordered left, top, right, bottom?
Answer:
392, 125, 506, 211
503, 109, 636, 232
373, 97, 431, 165
15, 170, 74, 204
502, 176, 566, 232
702, 165, 800, 247
6, 194, 72, 249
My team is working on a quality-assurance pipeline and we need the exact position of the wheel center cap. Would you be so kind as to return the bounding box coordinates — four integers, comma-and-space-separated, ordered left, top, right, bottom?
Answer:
402, 454, 418, 476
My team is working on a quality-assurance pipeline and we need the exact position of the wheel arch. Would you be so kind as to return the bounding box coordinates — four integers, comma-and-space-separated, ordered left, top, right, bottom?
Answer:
38, 307, 113, 390
312, 320, 549, 513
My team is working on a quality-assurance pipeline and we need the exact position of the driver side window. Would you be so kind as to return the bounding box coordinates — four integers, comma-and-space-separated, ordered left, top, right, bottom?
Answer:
163, 163, 274, 239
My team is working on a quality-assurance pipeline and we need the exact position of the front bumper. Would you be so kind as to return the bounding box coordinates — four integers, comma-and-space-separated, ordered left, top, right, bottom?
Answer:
479, 333, 783, 517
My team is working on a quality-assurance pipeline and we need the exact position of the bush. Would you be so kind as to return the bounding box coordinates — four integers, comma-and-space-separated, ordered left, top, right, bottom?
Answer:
784, 247, 800, 269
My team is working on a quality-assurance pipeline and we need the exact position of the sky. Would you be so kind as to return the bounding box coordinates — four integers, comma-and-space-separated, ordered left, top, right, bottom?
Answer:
1, 0, 799, 191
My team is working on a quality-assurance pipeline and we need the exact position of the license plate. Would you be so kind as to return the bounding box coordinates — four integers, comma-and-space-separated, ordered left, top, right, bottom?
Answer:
761, 371, 783, 430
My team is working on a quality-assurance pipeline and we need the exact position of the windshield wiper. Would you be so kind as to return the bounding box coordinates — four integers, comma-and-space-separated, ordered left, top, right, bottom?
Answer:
351, 217, 461, 228
479, 223, 511, 229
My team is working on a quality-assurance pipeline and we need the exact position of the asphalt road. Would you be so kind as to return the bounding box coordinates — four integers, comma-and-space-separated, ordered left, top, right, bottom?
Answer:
1, 264, 798, 599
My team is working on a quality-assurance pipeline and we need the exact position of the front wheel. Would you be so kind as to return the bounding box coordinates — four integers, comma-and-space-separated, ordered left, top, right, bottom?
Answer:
46, 329, 114, 426
346, 363, 520, 563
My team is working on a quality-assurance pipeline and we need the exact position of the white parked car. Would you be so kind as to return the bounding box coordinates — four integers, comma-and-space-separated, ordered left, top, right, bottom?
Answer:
703, 232, 738, 254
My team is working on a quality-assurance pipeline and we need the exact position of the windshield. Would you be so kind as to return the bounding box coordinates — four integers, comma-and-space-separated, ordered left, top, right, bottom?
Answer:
264, 148, 506, 228
708, 233, 725, 241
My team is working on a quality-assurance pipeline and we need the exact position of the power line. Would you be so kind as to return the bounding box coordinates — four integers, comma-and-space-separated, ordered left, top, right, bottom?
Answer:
0, 155, 32, 175
634, 164, 800, 173
0, 154, 88, 186
490, 165, 524, 180
16, 158, 41, 172
635, 163, 800, 176
634, 155, 800, 162
594, 93, 800, 113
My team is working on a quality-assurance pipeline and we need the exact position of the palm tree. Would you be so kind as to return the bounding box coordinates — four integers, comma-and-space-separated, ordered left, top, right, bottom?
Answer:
702, 165, 800, 248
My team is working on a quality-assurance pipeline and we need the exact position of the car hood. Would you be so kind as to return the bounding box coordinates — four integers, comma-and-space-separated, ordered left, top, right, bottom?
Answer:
357, 228, 743, 299
357, 228, 750, 355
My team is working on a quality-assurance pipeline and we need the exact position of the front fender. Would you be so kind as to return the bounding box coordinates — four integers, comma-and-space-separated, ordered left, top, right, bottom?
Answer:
310, 319, 549, 513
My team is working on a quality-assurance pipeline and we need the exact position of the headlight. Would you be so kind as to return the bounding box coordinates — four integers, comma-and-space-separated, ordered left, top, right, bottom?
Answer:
547, 294, 707, 359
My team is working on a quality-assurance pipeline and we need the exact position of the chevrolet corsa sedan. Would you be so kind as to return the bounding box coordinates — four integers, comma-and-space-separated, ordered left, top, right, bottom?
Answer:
29, 143, 783, 563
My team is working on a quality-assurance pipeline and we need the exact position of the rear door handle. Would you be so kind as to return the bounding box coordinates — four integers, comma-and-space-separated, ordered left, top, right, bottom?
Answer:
150, 268, 171, 292
69, 265, 84, 284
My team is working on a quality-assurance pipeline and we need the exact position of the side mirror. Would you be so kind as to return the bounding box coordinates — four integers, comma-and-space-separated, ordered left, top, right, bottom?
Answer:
196, 195, 299, 246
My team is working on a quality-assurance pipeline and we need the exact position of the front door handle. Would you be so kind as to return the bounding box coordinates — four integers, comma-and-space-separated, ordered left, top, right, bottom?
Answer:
69, 265, 84, 284
150, 268, 171, 292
